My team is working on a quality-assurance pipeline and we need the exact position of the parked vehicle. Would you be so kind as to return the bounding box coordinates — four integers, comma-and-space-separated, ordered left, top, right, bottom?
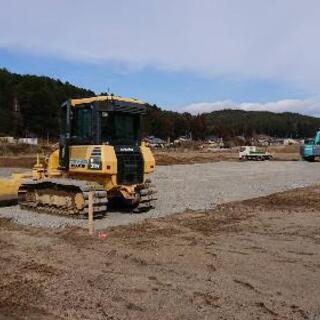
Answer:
239, 146, 272, 161
300, 129, 320, 161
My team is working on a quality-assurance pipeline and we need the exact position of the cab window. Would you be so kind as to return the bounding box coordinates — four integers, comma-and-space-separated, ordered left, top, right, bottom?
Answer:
71, 107, 92, 143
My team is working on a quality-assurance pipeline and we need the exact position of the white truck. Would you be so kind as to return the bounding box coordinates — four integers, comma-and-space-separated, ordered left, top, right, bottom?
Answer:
239, 146, 272, 161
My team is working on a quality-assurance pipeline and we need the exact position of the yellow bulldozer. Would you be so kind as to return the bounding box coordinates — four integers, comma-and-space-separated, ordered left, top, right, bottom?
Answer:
0, 95, 156, 217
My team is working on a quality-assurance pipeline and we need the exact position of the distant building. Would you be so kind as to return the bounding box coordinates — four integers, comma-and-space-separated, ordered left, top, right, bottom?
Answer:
283, 138, 300, 145
173, 135, 192, 145
144, 136, 166, 148
251, 134, 272, 146
0, 136, 15, 143
205, 135, 224, 147
18, 138, 38, 145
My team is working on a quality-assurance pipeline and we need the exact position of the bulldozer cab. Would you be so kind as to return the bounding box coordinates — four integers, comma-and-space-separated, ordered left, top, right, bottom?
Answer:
59, 96, 146, 170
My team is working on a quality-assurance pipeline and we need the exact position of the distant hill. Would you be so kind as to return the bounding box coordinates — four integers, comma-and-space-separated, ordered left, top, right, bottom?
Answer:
0, 68, 319, 140
204, 109, 320, 139
0, 68, 94, 138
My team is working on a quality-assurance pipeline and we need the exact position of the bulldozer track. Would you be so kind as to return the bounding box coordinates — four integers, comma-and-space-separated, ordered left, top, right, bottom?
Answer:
134, 179, 157, 213
18, 178, 108, 218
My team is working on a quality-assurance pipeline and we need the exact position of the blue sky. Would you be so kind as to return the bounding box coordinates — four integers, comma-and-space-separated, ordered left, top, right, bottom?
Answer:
1, 0, 320, 115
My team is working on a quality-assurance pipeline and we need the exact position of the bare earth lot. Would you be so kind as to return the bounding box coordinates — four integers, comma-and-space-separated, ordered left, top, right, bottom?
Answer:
1, 186, 320, 319
154, 145, 300, 165
0, 145, 300, 168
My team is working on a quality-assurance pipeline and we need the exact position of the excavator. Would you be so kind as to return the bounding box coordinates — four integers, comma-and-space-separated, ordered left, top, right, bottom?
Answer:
0, 95, 156, 217
300, 129, 320, 162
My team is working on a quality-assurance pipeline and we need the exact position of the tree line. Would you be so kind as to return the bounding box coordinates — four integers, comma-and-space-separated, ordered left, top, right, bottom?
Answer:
0, 68, 94, 138
143, 106, 320, 140
205, 109, 320, 139
1, 68, 320, 140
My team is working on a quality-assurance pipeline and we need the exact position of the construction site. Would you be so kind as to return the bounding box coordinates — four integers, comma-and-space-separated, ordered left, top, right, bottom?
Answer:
0, 95, 319, 320
2, 1, 320, 317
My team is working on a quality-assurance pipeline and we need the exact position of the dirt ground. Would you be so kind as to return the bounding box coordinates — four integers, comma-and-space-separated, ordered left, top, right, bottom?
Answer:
154, 150, 237, 165
0, 156, 40, 168
150, 145, 300, 165
0, 152, 234, 168
1, 186, 320, 319
0, 144, 300, 168
0, 151, 236, 168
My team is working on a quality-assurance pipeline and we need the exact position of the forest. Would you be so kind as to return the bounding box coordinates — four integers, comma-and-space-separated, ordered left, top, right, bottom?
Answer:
1, 68, 319, 140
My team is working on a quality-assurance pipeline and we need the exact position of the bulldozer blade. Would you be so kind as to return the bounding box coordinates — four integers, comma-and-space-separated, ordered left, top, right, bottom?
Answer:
0, 172, 31, 207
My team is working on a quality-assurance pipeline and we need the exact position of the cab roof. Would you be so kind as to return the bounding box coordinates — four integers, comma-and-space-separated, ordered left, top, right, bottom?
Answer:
69, 95, 145, 107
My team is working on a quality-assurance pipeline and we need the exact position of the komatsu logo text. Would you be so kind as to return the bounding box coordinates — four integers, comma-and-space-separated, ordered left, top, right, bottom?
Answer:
69, 159, 88, 168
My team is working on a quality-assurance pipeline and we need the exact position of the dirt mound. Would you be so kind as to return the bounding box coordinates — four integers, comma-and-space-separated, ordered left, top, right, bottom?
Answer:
154, 150, 237, 165
242, 185, 320, 210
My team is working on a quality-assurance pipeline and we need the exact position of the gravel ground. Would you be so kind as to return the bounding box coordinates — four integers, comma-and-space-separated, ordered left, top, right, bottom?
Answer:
1, 161, 320, 229
0, 167, 28, 177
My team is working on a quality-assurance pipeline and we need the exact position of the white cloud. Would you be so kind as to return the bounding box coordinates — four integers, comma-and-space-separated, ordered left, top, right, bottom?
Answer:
0, 0, 320, 92
183, 99, 320, 116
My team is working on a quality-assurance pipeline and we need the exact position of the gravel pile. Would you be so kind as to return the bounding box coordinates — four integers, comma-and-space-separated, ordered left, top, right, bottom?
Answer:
0, 161, 320, 229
